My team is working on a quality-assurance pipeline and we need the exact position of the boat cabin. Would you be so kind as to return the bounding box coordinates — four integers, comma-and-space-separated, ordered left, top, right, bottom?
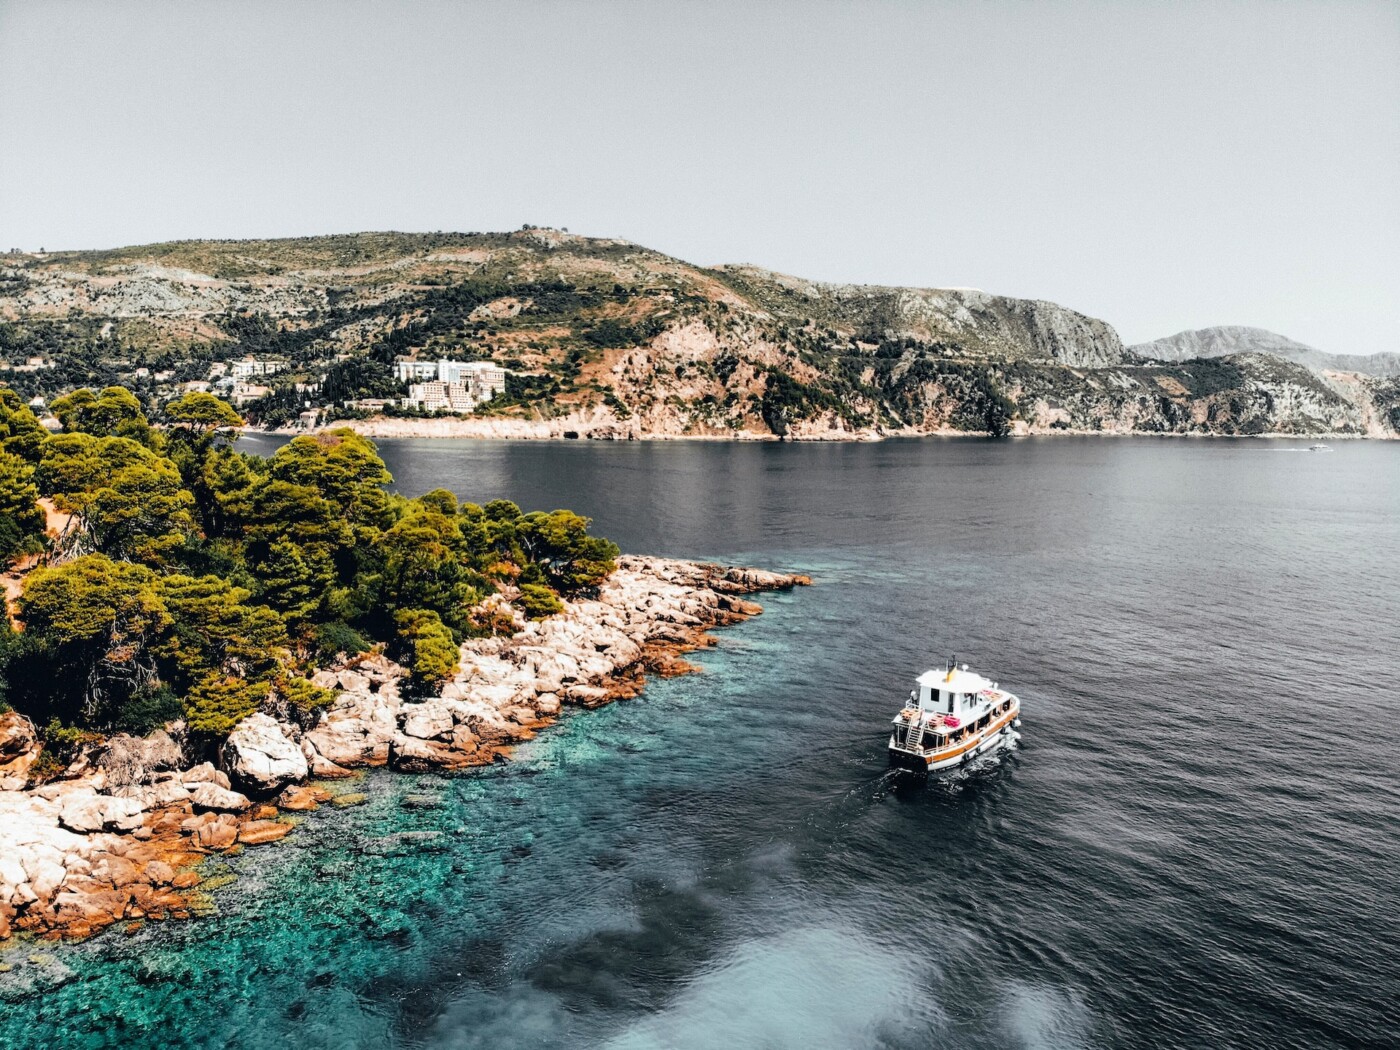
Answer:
914, 667, 996, 719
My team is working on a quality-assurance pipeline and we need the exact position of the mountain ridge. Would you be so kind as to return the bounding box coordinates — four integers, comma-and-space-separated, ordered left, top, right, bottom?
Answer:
1130, 325, 1400, 377
1, 230, 1396, 439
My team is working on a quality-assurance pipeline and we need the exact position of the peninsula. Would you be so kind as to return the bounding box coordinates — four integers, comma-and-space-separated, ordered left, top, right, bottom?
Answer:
0, 388, 807, 942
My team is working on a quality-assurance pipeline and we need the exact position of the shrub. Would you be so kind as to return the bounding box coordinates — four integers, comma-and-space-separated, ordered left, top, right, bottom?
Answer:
114, 684, 183, 735
314, 620, 371, 660
516, 583, 564, 620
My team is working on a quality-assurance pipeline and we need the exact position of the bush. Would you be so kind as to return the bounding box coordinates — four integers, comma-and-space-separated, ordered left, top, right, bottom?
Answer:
393, 609, 459, 695
184, 674, 269, 736
516, 583, 564, 620
314, 620, 371, 660
30, 719, 104, 781
114, 684, 183, 735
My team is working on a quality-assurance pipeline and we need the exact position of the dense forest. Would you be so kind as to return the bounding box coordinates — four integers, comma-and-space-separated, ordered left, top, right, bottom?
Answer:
0, 385, 618, 775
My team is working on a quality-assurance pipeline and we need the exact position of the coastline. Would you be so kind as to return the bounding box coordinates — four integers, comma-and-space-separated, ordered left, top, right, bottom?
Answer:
0, 556, 809, 945
259, 416, 1391, 442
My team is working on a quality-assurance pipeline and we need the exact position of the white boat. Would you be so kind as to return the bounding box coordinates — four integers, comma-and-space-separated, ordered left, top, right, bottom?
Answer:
1309, 444, 1332, 452
888, 661, 1021, 773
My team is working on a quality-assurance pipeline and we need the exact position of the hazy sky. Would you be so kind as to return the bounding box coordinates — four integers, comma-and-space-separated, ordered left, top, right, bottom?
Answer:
2, 1, 1397, 352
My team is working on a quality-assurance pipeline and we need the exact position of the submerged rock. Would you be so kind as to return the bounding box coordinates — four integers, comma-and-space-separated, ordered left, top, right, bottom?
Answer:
237, 820, 293, 845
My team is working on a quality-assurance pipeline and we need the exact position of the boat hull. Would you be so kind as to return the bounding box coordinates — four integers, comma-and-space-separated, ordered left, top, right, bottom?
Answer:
887, 702, 1020, 774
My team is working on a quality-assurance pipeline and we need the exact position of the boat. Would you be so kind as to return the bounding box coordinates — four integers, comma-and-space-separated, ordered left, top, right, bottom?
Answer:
1309, 444, 1332, 452
888, 661, 1021, 773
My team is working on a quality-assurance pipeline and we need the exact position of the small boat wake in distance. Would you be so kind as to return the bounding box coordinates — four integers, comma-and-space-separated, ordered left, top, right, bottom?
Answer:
888, 659, 1021, 774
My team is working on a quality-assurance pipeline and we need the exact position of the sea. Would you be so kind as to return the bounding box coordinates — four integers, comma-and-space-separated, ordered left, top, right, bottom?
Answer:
2, 436, 1397, 1050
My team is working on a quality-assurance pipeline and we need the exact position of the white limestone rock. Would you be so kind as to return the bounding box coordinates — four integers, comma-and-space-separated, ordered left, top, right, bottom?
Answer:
188, 782, 251, 813
223, 713, 308, 794
401, 704, 454, 741
58, 793, 147, 834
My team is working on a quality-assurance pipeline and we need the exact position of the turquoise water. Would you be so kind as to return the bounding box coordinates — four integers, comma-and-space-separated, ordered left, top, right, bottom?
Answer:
3, 437, 1398, 1049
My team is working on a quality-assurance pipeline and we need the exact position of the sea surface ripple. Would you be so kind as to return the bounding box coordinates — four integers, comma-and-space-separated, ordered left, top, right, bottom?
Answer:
2, 436, 1396, 1050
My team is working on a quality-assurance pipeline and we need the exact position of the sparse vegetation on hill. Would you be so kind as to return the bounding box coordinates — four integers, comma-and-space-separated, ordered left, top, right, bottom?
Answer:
0, 229, 1392, 438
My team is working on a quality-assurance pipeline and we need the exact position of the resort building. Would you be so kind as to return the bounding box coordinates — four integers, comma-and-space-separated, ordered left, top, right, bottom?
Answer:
230, 357, 289, 379
404, 380, 476, 413
230, 382, 270, 405
394, 358, 508, 402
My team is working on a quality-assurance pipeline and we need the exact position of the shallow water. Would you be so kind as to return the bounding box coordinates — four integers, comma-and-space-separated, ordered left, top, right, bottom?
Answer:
3, 436, 1398, 1049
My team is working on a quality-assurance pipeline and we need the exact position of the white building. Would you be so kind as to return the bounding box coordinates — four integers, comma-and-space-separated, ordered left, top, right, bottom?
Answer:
230, 382, 270, 405
230, 357, 289, 379
405, 380, 475, 413
394, 358, 508, 402
393, 359, 441, 383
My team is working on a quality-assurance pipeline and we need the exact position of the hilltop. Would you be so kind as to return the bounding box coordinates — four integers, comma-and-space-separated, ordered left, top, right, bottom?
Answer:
2, 230, 1396, 438
1130, 326, 1400, 378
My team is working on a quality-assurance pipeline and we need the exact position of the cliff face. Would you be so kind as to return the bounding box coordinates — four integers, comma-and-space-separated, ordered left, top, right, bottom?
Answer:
713, 267, 1127, 367
1131, 326, 1400, 378
0, 231, 1393, 439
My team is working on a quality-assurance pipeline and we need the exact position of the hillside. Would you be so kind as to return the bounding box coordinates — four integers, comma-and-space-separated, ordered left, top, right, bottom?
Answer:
1130, 326, 1400, 378
1, 230, 1396, 439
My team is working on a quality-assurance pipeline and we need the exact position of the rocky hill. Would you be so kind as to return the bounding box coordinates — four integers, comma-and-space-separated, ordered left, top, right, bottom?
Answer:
1, 231, 1396, 438
1131, 326, 1400, 378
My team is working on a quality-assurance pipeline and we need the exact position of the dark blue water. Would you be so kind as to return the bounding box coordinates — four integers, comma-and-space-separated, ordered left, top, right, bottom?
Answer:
4, 437, 1398, 1049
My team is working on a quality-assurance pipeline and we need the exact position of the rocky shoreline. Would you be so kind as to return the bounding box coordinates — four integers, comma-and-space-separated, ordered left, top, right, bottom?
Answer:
270, 416, 1393, 442
0, 556, 808, 945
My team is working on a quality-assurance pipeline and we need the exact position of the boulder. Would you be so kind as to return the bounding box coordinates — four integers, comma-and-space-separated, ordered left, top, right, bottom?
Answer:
141, 779, 192, 808
0, 712, 36, 760
309, 669, 339, 689
336, 670, 370, 692
195, 822, 238, 850
450, 725, 479, 753
276, 785, 330, 811
389, 735, 471, 772
535, 693, 562, 716
58, 794, 147, 834
303, 717, 394, 770
223, 713, 308, 794
144, 861, 175, 885
401, 703, 453, 741
238, 820, 293, 845
188, 783, 251, 813
181, 763, 231, 790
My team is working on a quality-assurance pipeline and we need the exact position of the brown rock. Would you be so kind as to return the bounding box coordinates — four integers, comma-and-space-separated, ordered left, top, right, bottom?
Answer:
195, 822, 238, 850
276, 785, 330, 811
181, 762, 232, 790
180, 812, 217, 834
144, 861, 175, 885
98, 855, 144, 888
0, 712, 36, 760
171, 870, 201, 890
237, 820, 292, 845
